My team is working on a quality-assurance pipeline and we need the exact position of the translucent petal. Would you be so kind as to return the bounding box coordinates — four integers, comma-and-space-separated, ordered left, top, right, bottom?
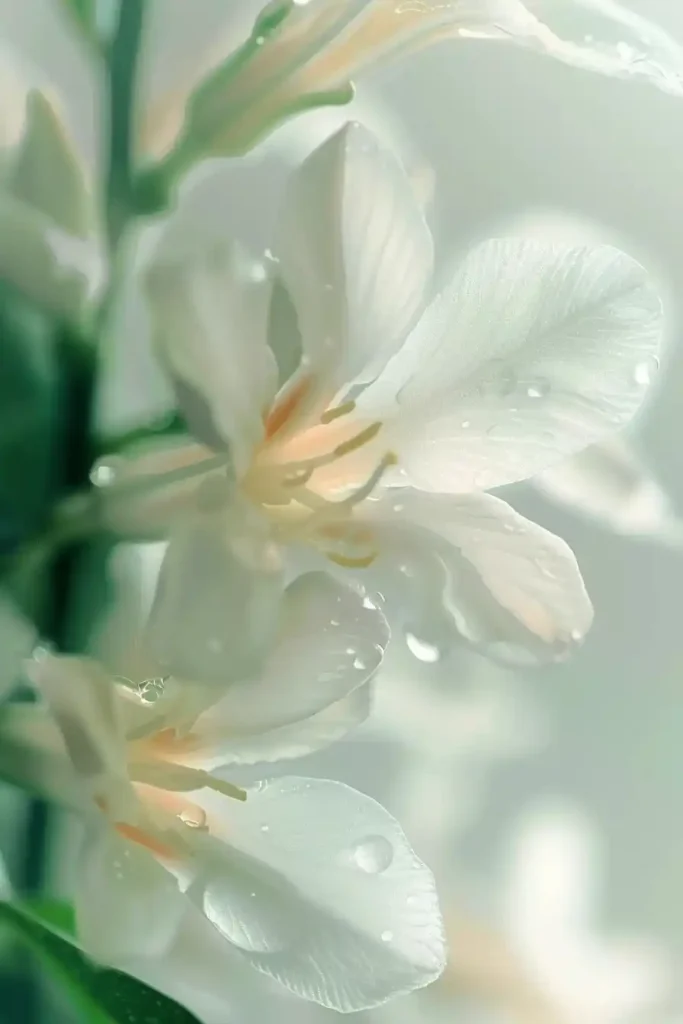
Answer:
363, 488, 592, 664
145, 238, 276, 473
0, 704, 83, 810
76, 827, 185, 964
534, 436, 683, 545
8, 90, 92, 237
364, 239, 664, 492
182, 572, 386, 754
200, 685, 373, 767
275, 122, 433, 410
145, 492, 284, 688
26, 654, 126, 783
193, 777, 445, 1011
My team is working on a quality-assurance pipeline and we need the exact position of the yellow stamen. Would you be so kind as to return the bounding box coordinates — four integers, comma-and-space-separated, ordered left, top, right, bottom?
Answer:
326, 550, 378, 568
320, 399, 356, 424
333, 421, 383, 459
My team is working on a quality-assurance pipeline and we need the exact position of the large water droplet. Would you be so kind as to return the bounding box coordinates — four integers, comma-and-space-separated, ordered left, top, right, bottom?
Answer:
90, 456, 121, 487
348, 835, 394, 874
405, 630, 441, 663
381, 929, 394, 943
203, 878, 289, 953
180, 806, 208, 830
525, 378, 550, 400
633, 356, 660, 386
138, 677, 167, 704
353, 656, 366, 671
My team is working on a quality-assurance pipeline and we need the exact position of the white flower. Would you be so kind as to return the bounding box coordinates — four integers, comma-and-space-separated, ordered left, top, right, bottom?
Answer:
129, 120, 664, 673
1, 589, 446, 1014
0, 50, 100, 318
151, 0, 683, 162
535, 436, 683, 548
499, 801, 672, 1023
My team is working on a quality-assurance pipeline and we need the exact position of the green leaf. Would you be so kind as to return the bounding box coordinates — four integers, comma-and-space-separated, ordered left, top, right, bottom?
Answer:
61, 0, 100, 46
0, 900, 202, 1024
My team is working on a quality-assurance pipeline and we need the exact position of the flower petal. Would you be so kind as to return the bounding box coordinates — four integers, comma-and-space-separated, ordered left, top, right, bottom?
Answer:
364, 239, 664, 492
274, 122, 433, 408
25, 654, 127, 783
145, 493, 284, 687
183, 571, 387, 765
363, 489, 592, 664
193, 776, 445, 1011
534, 436, 683, 545
0, 704, 82, 810
198, 685, 373, 768
145, 237, 276, 473
76, 827, 186, 963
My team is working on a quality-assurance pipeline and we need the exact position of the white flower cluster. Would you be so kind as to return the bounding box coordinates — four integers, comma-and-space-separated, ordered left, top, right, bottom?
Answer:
0, 0, 681, 1020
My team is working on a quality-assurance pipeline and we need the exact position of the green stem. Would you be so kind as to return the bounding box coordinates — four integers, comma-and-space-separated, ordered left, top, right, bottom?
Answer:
104, 0, 147, 253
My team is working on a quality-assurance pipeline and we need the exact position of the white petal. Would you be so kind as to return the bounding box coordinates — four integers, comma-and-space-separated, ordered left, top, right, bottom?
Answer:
145, 493, 284, 687
363, 489, 592, 664
200, 685, 373, 767
0, 704, 82, 810
145, 238, 276, 473
193, 777, 445, 1011
534, 436, 683, 544
76, 827, 186, 964
518, 0, 683, 97
185, 570, 387, 764
26, 654, 126, 783
275, 122, 433, 400
364, 240, 664, 492
9, 90, 92, 237
0, 192, 98, 319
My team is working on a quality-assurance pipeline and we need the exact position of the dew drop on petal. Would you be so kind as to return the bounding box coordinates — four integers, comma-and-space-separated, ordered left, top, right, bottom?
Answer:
180, 807, 208, 830
348, 835, 394, 874
633, 356, 660, 386
138, 677, 167, 704
90, 456, 121, 487
381, 929, 394, 943
461, 420, 471, 429
405, 630, 441, 663
260, 824, 270, 833
525, 379, 550, 399
353, 656, 366, 671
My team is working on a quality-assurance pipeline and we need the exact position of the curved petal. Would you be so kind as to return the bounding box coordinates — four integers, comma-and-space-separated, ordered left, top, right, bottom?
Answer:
362, 240, 664, 492
202, 685, 373, 767
76, 827, 186, 964
145, 493, 284, 687
181, 573, 386, 765
534, 436, 683, 545
192, 777, 445, 1011
274, 122, 433, 413
25, 654, 126, 783
145, 237, 276, 473
0, 704, 83, 811
362, 489, 592, 664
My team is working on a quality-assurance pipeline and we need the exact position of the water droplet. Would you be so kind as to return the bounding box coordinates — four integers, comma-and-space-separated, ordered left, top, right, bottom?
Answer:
362, 596, 377, 610
260, 824, 270, 833
570, 628, 584, 642
330, 619, 339, 627
381, 929, 394, 943
393, 502, 405, 513
633, 355, 660, 386
138, 677, 167, 704
263, 247, 278, 264
461, 420, 471, 429
345, 647, 355, 656
180, 807, 208, 830
405, 631, 441, 663
525, 378, 550, 399
348, 835, 394, 874
255, 34, 265, 45
353, 656, 366, 671
90, 456, 121, 487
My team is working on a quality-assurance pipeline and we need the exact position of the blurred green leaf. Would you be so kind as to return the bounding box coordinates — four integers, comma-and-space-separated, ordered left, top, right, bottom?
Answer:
0, 900, 202, 1024
61, 0, 100, 45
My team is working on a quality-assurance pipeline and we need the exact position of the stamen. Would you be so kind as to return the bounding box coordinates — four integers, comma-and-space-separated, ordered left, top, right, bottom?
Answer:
282, 468, 314, 488
333, 422, 383, 459
200, 773, 248, 802
326, 551, 378, 568
331, 451, 398, 509
320, 399, 356, 424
